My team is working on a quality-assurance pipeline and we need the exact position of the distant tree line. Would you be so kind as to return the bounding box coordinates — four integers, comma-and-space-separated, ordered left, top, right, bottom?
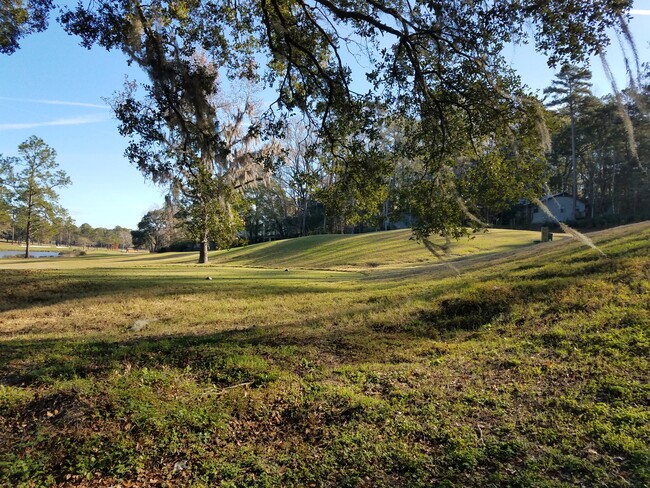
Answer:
0, 210, 133, 251
0, 208, 133, 251
4, 1, 645, 262
7, 65, 650, 258
542, 66, 650, 226
0, 136, 133, 252
138, 65, 650, 253
5, 4, 648, 254
254, 65, 650, 237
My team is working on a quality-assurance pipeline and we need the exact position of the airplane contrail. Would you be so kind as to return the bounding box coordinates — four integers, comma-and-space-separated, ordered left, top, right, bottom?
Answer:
0, 96, 109, 109
0, 114, 109, 131
630, 9, 650, 16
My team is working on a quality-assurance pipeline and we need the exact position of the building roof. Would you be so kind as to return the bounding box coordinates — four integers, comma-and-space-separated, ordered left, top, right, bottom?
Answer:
520, 192, 585, 206
539, 192, 581, 202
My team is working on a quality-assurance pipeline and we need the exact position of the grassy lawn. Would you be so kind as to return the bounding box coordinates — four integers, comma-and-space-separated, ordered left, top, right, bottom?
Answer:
0, 228, 550, 270
0, 225, 648, 486
205, 228, 548, 270
0, 243, 65, 252
0, 243, 120, 256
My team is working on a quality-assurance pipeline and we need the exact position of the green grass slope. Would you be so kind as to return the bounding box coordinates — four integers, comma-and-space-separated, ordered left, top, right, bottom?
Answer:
0, 223, 648, 487
208, 228, 546, 270
0, 228, 547, 271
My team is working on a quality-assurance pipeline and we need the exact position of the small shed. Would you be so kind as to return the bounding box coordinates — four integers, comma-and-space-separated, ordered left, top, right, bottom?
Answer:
530, 192, 586, 224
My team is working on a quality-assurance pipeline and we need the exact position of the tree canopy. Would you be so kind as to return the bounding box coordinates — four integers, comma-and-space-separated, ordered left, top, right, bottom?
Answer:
3, 1, 638, 251
0, 0, 53, 54
55, 0, 634, 130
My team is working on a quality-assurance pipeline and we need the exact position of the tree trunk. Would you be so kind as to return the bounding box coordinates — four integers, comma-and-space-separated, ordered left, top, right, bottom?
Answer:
570, 98, 577, 220
590, 174, 595, 219
198, 230, 209, 264
301, 195, 309, 237
24, 222, 30, 259
611, 165, 616, 216
383, 199, 389, 231
24, 196, 33, 259
198, 200, 210, 263
198, 239, 209, 264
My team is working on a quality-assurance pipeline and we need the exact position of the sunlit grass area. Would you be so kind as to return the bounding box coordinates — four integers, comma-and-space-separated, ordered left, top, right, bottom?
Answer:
207, 228, 549, 270
0, 227, 547, 270
0, 224, 648, 486
0, 242, 69, 252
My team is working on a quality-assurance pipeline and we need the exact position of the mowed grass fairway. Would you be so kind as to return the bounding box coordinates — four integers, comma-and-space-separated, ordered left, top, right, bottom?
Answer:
0, 226, 648, 486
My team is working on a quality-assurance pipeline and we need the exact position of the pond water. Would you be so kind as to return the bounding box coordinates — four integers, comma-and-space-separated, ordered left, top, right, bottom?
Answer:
0, 251, 62, 258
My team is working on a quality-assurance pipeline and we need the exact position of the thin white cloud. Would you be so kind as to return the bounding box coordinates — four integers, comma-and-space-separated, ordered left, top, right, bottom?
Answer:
0, 96, 109, 109
630, 9, 650, 16
0, 114, 109, 131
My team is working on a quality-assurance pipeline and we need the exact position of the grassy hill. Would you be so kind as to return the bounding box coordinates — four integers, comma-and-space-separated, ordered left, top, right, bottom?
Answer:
0, 228, 547, 270
0, 224, 648, 486
207, 228, 546, 270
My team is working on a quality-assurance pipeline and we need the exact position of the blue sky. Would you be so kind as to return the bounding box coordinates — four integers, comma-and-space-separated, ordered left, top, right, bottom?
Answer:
0, 20, 160, 229
1, 4, 650, 229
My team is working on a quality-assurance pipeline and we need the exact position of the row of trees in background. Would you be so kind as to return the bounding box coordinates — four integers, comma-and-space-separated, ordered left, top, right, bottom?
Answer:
137, 64, 650, 253
48, 0, 636, 263
5, 61, 649, 258
0, 136, 71, 257
0, 204, 133, 251
4, 2, 647, 261
0, 136, 133, 253
543, 66, 650, 226
258, 64, 650, 235
62, 223, 133, 250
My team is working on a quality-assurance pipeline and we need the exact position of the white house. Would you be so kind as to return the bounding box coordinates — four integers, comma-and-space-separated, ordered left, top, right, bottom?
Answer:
531, 192, 586, 224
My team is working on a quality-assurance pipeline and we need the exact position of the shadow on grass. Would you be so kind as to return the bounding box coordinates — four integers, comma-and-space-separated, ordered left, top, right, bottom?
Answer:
2, 222, 648, 387
0, 319, 431, 388
107, 253, 199, 263
364, 238, 581, 283
0, 268, 587, 388
0, 269, 356, 314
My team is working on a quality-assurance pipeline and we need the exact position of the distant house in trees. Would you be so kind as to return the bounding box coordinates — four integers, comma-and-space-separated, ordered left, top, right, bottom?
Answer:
530, 192, 586, 224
